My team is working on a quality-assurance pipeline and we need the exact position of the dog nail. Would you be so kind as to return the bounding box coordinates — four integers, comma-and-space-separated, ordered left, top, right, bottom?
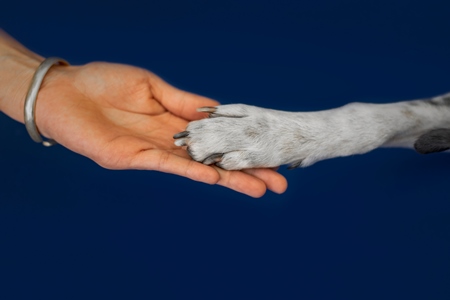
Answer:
173, 131, 189, 139
287, 160, 303, 170
202, 153, 224, 165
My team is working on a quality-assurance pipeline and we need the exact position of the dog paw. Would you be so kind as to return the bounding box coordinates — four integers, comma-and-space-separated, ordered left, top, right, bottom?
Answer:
174, 102, 392, 170
173, 104, 309, 170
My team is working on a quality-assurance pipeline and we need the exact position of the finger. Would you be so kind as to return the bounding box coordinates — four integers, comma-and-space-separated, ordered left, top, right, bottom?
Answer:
167, 89, 220, 121
242, 168, 288, 194
131, 149, 220, 184
212, 166, 267, 198
130, 148, 271, 198
148, 74, 220, 121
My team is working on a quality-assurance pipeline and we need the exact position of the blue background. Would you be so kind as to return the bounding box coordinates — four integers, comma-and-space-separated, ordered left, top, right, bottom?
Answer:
1, 0, 450, 299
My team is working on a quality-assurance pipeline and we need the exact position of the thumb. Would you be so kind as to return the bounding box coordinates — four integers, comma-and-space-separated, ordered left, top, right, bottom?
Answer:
149, 73, 220, 120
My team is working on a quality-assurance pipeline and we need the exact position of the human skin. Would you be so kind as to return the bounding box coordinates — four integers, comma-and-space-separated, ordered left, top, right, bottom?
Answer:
0, 29, 287, 197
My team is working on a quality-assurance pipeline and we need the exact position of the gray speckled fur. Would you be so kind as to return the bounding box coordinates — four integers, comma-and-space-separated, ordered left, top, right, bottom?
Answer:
174, 92, 450, 170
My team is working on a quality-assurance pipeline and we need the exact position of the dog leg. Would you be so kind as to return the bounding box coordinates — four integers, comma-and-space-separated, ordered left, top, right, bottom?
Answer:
174, 93, 450, 170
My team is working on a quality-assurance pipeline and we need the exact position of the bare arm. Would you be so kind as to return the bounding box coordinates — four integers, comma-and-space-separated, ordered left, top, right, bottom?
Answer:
0, 29, 287, 197
0, 29, 43, 121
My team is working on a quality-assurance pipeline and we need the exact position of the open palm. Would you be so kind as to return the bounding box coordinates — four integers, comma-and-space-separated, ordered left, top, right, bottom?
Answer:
36, 62, 287, 197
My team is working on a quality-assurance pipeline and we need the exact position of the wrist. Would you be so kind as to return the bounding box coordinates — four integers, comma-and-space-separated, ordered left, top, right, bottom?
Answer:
0, 30, 79, 144
0, 30, 43, 123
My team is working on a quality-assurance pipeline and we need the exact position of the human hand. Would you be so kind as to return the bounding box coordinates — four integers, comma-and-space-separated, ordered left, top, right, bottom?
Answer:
30, 62, 287, 197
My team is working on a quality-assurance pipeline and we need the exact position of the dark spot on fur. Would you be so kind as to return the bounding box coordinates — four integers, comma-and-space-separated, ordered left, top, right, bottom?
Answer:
401, 109, 414, 118
427, 94, 450, 107
294, 132, 304, 141
428, 98, 441, 106
442, 94, 450, 105
245, 152, 262, 166
255, 119, 269, 131
244, 127, 259, 138
414, 128, 450, 154
280, 144, 295, 158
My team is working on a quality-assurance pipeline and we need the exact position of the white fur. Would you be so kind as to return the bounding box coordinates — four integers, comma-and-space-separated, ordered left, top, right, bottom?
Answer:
174, 93, 450, 170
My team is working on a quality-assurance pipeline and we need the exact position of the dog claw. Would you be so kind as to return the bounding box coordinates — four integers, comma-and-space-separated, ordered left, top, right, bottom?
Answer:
202, 153, 224, 165
173, 131, 189, 139
287, 160, 303, 170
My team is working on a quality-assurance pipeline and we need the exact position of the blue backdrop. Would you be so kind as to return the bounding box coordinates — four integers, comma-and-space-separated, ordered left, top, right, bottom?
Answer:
1, 0, 450, 299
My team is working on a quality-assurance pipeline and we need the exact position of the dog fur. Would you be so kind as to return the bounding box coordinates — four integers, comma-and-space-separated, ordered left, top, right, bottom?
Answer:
173, 93, 450, 170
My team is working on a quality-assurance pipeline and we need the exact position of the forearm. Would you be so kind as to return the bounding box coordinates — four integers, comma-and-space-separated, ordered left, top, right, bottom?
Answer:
0, 29, 43, 123
291, 95, 450, 163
